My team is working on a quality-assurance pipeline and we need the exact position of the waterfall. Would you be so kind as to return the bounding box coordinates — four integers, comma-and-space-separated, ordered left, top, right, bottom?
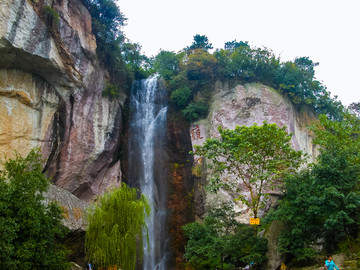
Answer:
127, 76, 169, 270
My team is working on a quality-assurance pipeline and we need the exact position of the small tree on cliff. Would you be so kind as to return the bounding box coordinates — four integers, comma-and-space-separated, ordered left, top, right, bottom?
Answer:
85, 183, 150, 270
0, 148, 69, 270
194, 121, 303, 219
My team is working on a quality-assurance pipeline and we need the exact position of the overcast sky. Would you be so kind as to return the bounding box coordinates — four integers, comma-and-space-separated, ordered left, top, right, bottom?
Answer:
117, 0, 359, 106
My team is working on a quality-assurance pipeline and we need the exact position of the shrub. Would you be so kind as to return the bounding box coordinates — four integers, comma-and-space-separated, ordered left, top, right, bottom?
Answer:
182, 101, 209, 122
170, 86, 193, 108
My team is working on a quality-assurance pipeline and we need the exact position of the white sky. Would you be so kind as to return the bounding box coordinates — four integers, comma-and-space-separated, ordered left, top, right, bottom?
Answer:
117, 0, 359, 106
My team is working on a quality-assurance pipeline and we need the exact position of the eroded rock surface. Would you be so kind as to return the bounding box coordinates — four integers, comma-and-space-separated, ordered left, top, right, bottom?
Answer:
0, 0, 124, 201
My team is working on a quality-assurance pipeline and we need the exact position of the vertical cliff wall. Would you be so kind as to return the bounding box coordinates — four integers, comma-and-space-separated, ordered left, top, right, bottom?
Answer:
190, 82, 318, 222
0, 0, 125, 201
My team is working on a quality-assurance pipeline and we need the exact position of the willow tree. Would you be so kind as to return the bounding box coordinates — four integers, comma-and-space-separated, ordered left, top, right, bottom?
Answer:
194, 121, 304, 219
85, 183, 150, 269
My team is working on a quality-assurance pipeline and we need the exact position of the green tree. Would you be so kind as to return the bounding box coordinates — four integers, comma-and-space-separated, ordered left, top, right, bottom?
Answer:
153, 50, 181, 80
0, 149, 69, 270
194, 122, 303, 219
183, 204, 268, 270
185, 49, 217, 82
273, 113, 360, 261
121, 42, 151, 79
85, 183, 150, 270
182, 101, 209, 122
348, 101, 360, 118
224, 40, 249, 51
187, 34, 213, 52
83, 0, 126, 64
170, 86, 193, 108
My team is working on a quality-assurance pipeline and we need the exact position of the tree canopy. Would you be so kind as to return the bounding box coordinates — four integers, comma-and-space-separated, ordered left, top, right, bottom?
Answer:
85, 183, 150, 270
271, 113, 360, 262
0, 149, 69, 270
187, 34, 213, 52
194, 122, 304, 219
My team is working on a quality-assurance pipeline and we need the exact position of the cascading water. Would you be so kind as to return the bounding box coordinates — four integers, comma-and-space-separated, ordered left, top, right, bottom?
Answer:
127, 76, 169, 270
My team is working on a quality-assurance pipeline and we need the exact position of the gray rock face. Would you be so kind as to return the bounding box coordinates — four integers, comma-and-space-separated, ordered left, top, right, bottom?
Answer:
191, 82, 318, 222
44, 184, 88, 231
0, 0, 124, 201
44, 184, 89, 266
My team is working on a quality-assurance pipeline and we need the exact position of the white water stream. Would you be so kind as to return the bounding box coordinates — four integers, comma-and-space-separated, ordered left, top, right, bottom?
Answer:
128, 76, 168, 270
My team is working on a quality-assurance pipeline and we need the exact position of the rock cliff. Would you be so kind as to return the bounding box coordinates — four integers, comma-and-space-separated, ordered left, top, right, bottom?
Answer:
190, 82, 318, 222
0, 0, 124, 201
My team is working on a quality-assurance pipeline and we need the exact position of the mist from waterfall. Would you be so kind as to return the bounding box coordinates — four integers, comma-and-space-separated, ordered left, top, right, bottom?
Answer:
127, 76, 169, 270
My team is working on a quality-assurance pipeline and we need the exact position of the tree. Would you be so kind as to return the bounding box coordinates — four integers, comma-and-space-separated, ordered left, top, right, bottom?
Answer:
0, 149, 69, 270
273, 113, 360, 261
224, 40, 249, 51
153, 50, 181, 80
170, 86, 193, 108
182, 101, 209, 122
183, 204, 268, 270
310, 113, 360, 249
121, 42, 151, 79
85, 183, 150, 270
187, 34, 213, 52
194, 121, 303, 219
348, 101, 360, 118
185, 49, 217, 81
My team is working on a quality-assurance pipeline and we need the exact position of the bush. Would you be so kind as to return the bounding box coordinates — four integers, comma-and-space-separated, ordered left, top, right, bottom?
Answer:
170, 86, 193, 108
183, 204, 268, 270
182, 101, 209, 122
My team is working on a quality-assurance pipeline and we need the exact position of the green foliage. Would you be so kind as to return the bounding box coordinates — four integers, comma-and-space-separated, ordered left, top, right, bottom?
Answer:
82, 0, 150, 93
44, 6, 60, 25
170, 86, 193, 108
85, 183, 150, 270
182, 101, 209, 122
153, 50, 180, 80
187, 34, 213, 52
194, 122, 304, 219
186, 49, 217, 82
152, 36, 345, 122
348, 101, 360, 118
183, 204, 268, 269
0, 149, 69, 270
224, 40, 249, 51
121, 42, 151, 80
102, 83, 119, 98
273, 113, 360, 261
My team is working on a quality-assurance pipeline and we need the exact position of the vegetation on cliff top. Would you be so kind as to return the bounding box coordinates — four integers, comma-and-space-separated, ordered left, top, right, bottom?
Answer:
83, 0, 346, 119
82, 0, 151, 96
153, 35, 345, 122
